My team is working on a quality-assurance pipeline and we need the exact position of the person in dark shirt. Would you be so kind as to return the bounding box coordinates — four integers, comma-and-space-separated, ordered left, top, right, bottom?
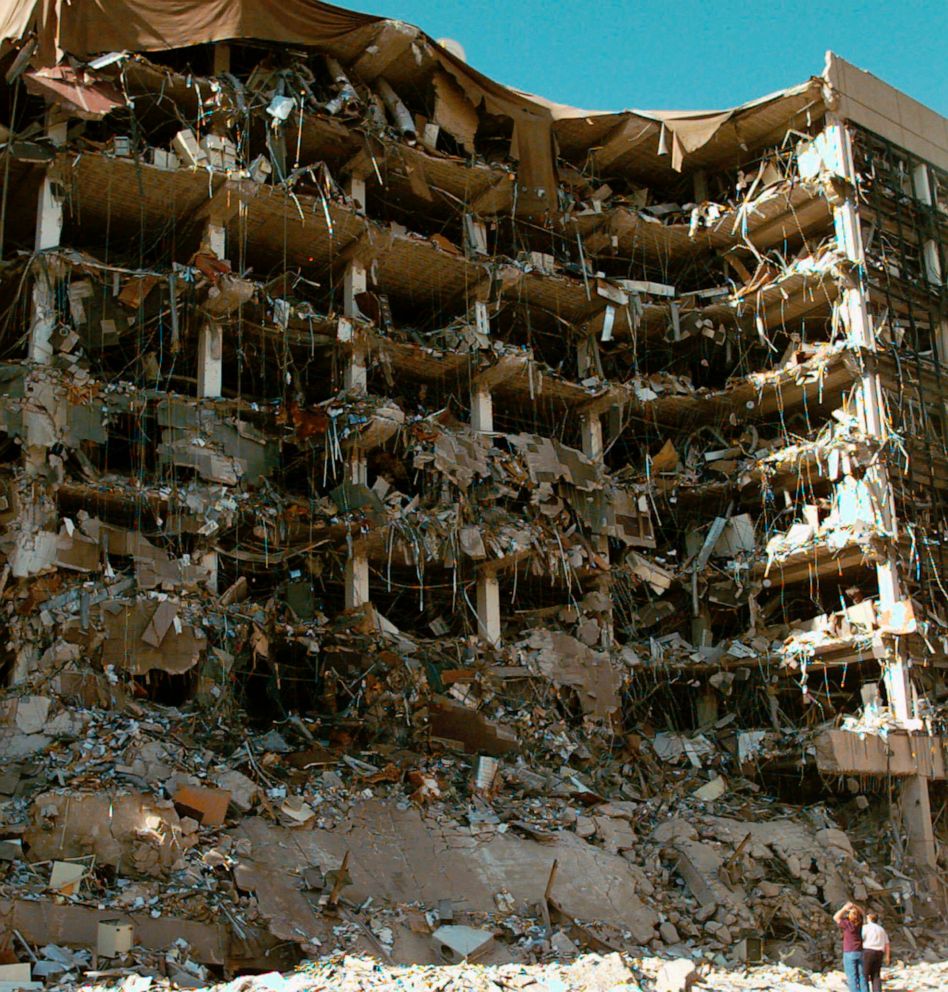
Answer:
833, 901, 869, 992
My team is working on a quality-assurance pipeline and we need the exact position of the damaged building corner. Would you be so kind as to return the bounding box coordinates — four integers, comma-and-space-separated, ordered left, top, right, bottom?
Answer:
0, 1, 945, 988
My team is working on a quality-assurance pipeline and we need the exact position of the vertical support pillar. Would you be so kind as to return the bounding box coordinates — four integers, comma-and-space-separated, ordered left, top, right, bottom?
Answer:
28, 118, 67, 365
900, 774, 938, 891
343, 176, 368, 393
692, 169, 709, 204
580, 411, 603, 461
476, 569, 501, 645
344, 547, 370, 610
469, 298, 499, 644
691, 607, 713, 651
212, 43, 231, 76
913, 162, 943, 287
827, 120, 912, 722
25, 117, 68, 475
471, 370, 499, 641
581, 410, 613, 648
343, 237, 367, 320
344, 349, 367, 392
471, 386, 493, 434
197, 320, 224, 398
695, 688, 718, 728
197, 221, 226, 399
463, 214, 488, 256
342, 172, 370, 610
471, 398, 500, 644
343, 446, 370, 610
195, 219, 226, 586
473, 301, 490, 337
201, 550, 219, 595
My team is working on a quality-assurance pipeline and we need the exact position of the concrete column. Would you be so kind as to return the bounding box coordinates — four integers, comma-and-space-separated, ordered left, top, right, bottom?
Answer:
471, 386, 493, 434
476, 569, 501, 645
195, 219, 227, 590
581, 410, 613, 647
580, 412, 603, 461
937, 318, 948, 369
28, 119, 67, 364
468, 314, 500, 643
900, 774, 938, 880
341, 177, 371, 609
912, 162, 943, 287
197, 320, 223, 398
342, 251, 367, 331
342, 444, 369, 615
696, 688, 718, 728
212, 43, 231, 76
343, 447, 369, 610
197, 221, 226, 399
473, 301, 490, 337
692, 169, 709, 204
344, 548, 370, 610
344, 348, 367, 392
200, 550, 219, 595
342, 177, 369, 395
471, 369, 499, 642
464, 214, 488, 256
343, 175, 368, 319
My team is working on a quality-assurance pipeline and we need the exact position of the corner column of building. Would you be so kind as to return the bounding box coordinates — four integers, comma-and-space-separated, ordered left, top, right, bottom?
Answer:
827, 121, 913, 721
912, 162, 948, 361
912, 162, 944, 288
829, 119, 937, 887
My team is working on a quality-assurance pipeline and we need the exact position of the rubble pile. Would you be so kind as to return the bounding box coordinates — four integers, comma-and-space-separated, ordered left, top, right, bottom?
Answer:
0, 0, 945, 987
0, 675, 942, 982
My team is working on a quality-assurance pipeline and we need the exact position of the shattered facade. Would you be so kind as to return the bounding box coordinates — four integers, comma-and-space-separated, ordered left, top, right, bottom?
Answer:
0, 0, 945, 982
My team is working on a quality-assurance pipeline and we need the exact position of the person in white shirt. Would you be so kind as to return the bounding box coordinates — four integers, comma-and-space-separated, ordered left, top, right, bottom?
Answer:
861, 912, 890, 992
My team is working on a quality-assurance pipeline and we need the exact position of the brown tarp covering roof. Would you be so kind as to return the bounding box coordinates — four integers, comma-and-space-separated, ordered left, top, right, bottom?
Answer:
0, 0, 830, 201
0, 0, 379, 57
0, 0, 560, 211
3, 0, 939, 184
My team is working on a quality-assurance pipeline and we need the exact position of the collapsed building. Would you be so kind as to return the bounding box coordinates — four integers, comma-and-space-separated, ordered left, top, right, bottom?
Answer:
0, 0, 945, 982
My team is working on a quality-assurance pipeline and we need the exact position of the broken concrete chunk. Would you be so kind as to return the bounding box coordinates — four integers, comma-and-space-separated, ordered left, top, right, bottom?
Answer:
25, 792, 183, 877
101, 599, 205, 675
655, 957, 698, 992
524, 630, 620, 721
693, 775, 727, 801
174, 785, 231, 828
652, 818, 698, 845
429, 696, 518, 756
14, 697, 50, 735
211, 770, 260, 813
432, 924, 494, 963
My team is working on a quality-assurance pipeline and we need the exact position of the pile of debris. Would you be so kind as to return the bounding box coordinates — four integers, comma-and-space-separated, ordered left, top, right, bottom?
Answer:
0, 661, 940, 985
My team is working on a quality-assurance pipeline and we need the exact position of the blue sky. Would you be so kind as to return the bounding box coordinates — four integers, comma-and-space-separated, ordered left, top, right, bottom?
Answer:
352, 0, 948, 115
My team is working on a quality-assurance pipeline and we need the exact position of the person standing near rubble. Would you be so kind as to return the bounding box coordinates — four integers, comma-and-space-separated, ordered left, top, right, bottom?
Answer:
833, 901, 869, 992
861, 912, 890, 992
